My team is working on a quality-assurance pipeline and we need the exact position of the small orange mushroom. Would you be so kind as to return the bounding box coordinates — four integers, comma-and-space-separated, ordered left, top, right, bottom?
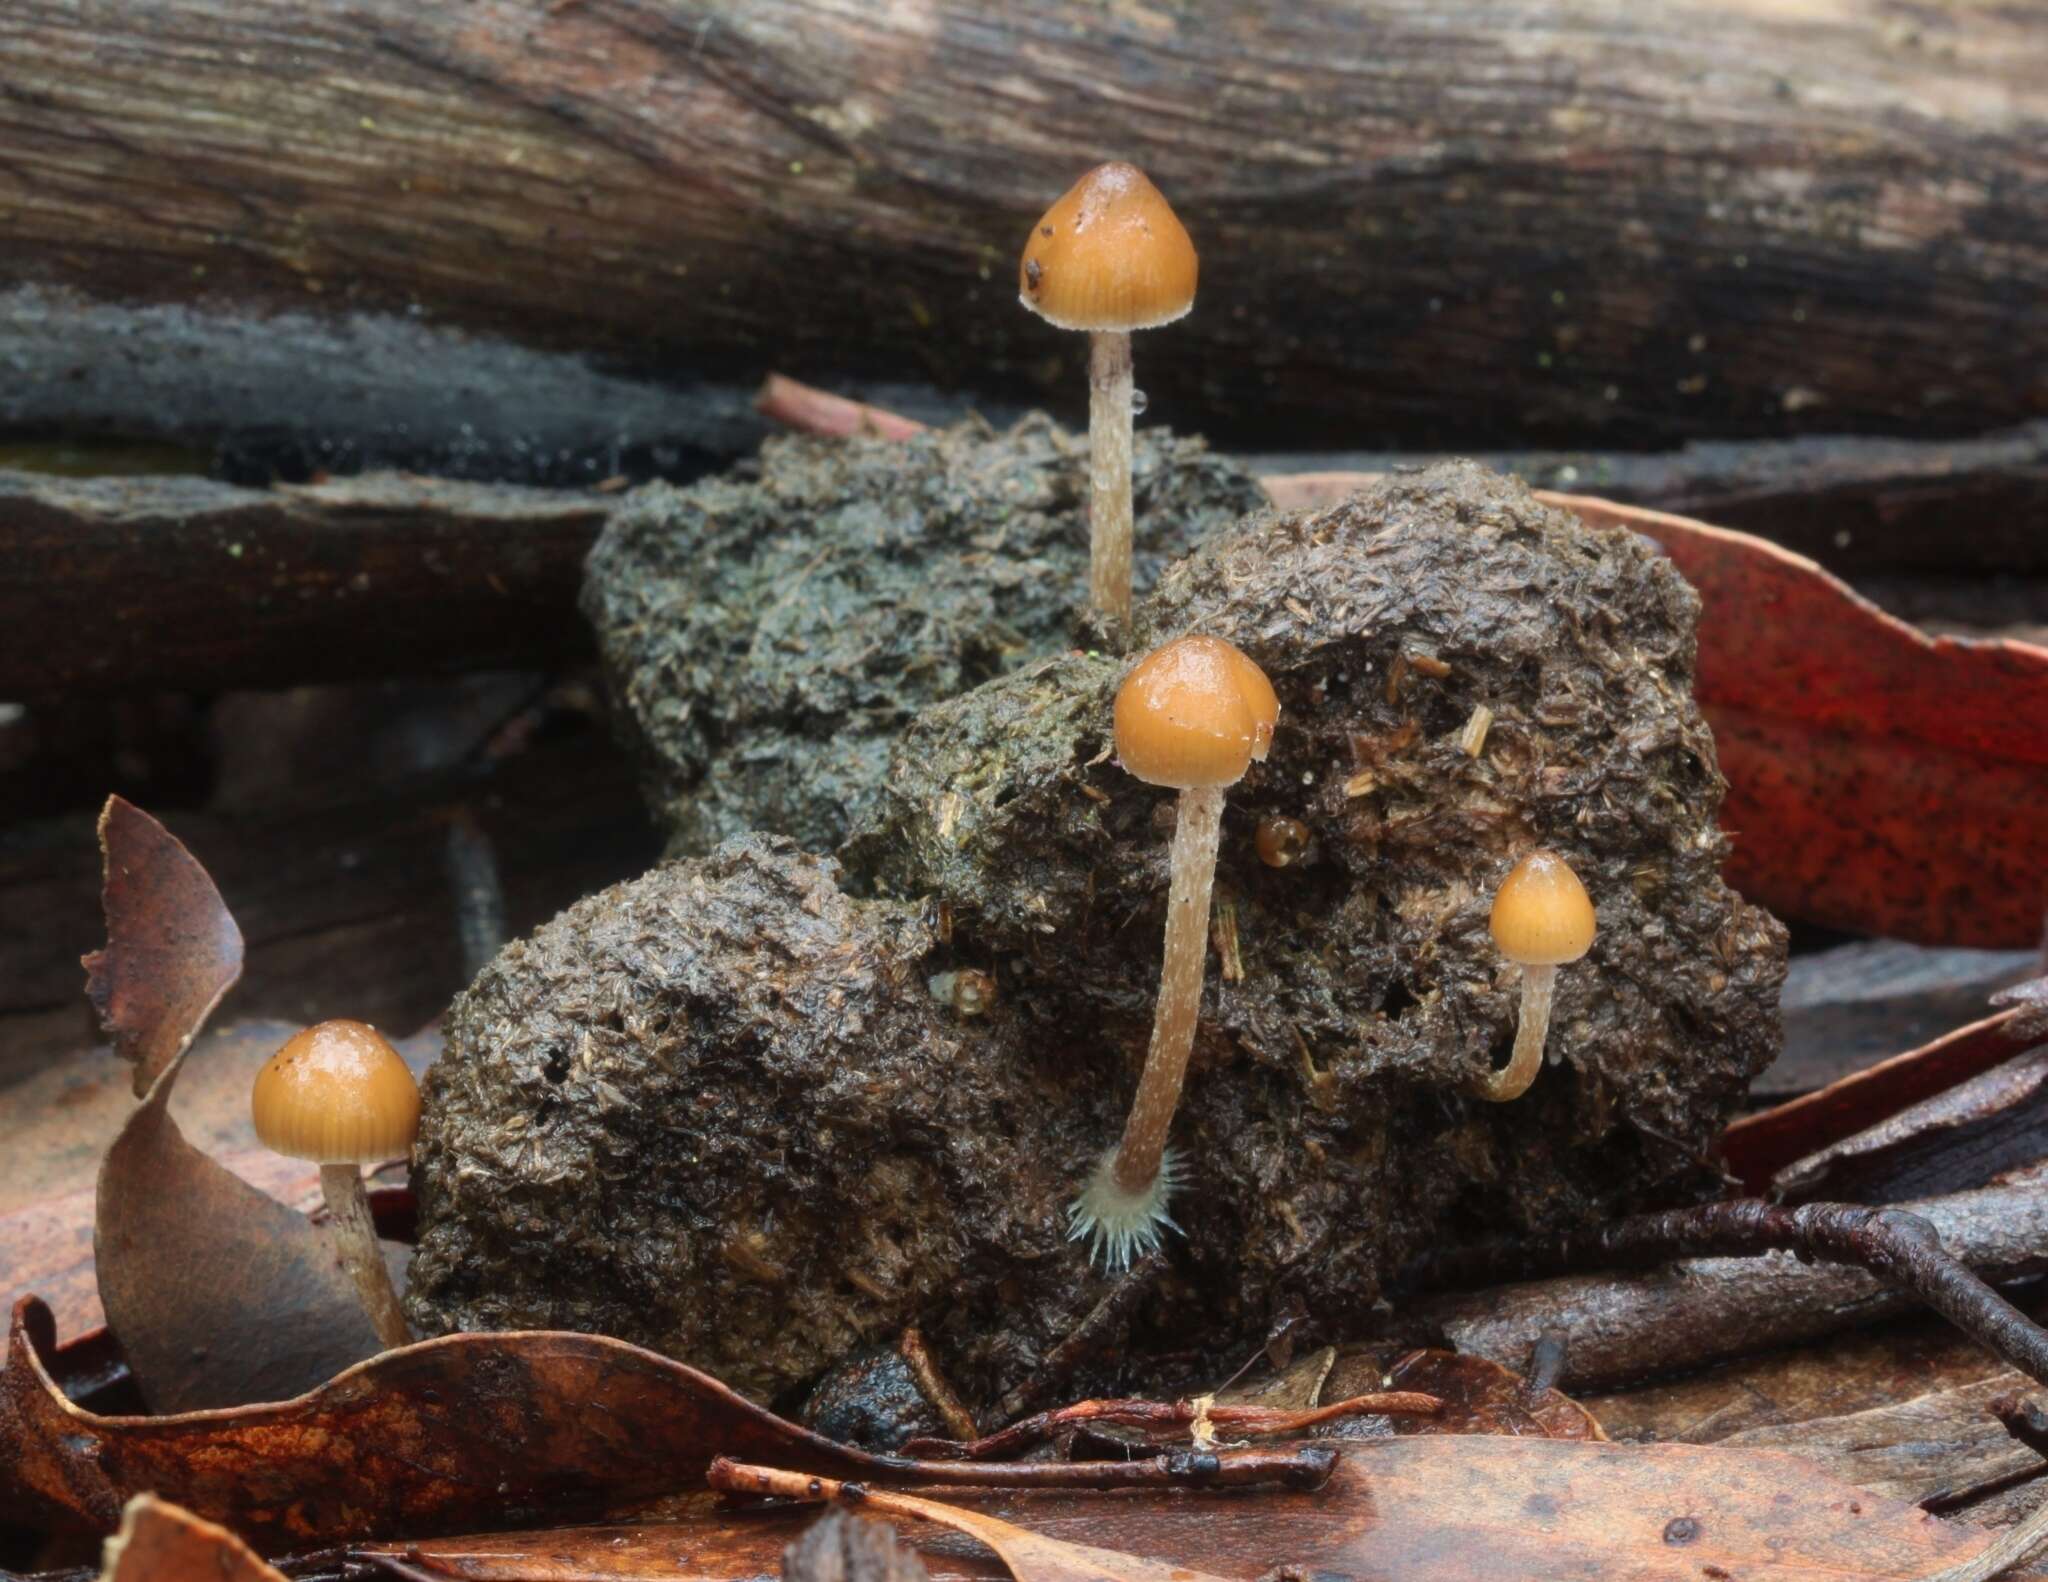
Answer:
1254, 816, 1311, 868
1479, 851, 1597, 1102
251, 1019, 420, 1347
1070, 635, 1276, 1271
1019, 162, 1197, 633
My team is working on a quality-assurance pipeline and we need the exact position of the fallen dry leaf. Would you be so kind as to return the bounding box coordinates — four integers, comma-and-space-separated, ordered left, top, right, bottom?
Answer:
1770, 1046, 2048, 1206
1559, 495, 2048, 950
0, 1297, 918, 1548
100, 1492, 286, 1582
373, 1437, 2012, 1582
83, 797, 245, 1100
87, 801, 383, 1412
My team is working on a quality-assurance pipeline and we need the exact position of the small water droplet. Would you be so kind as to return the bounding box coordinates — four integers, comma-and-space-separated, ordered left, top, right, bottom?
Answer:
1130, 388, 1149, 415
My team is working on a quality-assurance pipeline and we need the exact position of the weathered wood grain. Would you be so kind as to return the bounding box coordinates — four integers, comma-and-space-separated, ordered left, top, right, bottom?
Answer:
1, 1, 2043, 448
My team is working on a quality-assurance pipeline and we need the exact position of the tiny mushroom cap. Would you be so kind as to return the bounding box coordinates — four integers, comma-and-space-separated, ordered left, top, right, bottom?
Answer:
1019, 162, 1198, 333
1115, 634, 1277, 789
1490, 851, 1597, 967
251, 1019, 420, 1165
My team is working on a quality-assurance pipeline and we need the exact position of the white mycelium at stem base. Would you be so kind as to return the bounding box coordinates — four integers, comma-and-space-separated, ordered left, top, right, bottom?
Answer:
1070, 635, 1278, 1271
1478, 850, 1597, 1103
1018, 161, 1197, 635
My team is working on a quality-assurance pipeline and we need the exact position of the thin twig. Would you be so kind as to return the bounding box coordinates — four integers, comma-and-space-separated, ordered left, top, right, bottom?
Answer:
720, 1443, 1338, 1494
899, 1391, 1439, 1462
1416, 1200, 2048, 1388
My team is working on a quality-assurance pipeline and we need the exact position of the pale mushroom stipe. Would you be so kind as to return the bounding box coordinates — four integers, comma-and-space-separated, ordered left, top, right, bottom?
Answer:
1070, 634, 1278, 1271
250, 1018, 421, 1348
1018, 162, 1197, 633
1480, 851, 1597, 1102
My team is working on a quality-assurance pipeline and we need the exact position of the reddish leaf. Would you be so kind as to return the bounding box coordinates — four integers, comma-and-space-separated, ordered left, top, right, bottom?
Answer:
100, 1494, 286, 1582
86, 803, 383, 1412
82, 796, 244, 1099
1721, 1008, 2039, 1192
377, 1438, 2007, 1582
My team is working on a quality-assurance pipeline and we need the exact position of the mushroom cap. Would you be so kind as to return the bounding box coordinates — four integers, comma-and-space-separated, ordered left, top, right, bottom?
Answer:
1114, 634, 1278, 789
1019, 162, 1198, 333
251, 1019, 420, 1164
1489, 851, 1597, 966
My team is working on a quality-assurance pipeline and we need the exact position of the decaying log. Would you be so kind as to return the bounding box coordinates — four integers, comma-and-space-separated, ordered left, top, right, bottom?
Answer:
1, 1, 2043, 450
0, 471, 604, 697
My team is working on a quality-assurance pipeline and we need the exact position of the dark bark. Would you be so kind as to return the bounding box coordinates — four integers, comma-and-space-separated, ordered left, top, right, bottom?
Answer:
0, 471, 604, 698
1763, 939, 2042, 1101
1, 2, 2043, 450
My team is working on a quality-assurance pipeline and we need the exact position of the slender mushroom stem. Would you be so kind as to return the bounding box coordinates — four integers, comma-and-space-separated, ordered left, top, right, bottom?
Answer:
1479, 963, 1555, 1103
319, 1162, 410, 1350
1114, 783, 1224, 1191
1087, 329, 1135, 630
1071, 783, 1226, 1267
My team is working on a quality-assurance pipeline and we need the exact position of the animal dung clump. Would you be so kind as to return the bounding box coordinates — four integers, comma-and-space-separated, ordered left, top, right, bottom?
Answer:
414, 461, 1786, 1409
582, 415, 1265, 856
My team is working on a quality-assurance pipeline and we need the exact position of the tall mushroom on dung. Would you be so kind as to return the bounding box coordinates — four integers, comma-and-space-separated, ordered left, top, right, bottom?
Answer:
1019, 162, 1197, 635
1479, 850, 1597, 1102
251, 1019, 420, 1348
1070, 634, 1277, 1271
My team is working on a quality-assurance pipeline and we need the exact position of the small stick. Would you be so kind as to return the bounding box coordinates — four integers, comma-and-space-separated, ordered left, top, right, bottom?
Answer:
715, 1446, 1337, 1496
1416, 1199, 2048, 1388
900, 1391, 1439, 1462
